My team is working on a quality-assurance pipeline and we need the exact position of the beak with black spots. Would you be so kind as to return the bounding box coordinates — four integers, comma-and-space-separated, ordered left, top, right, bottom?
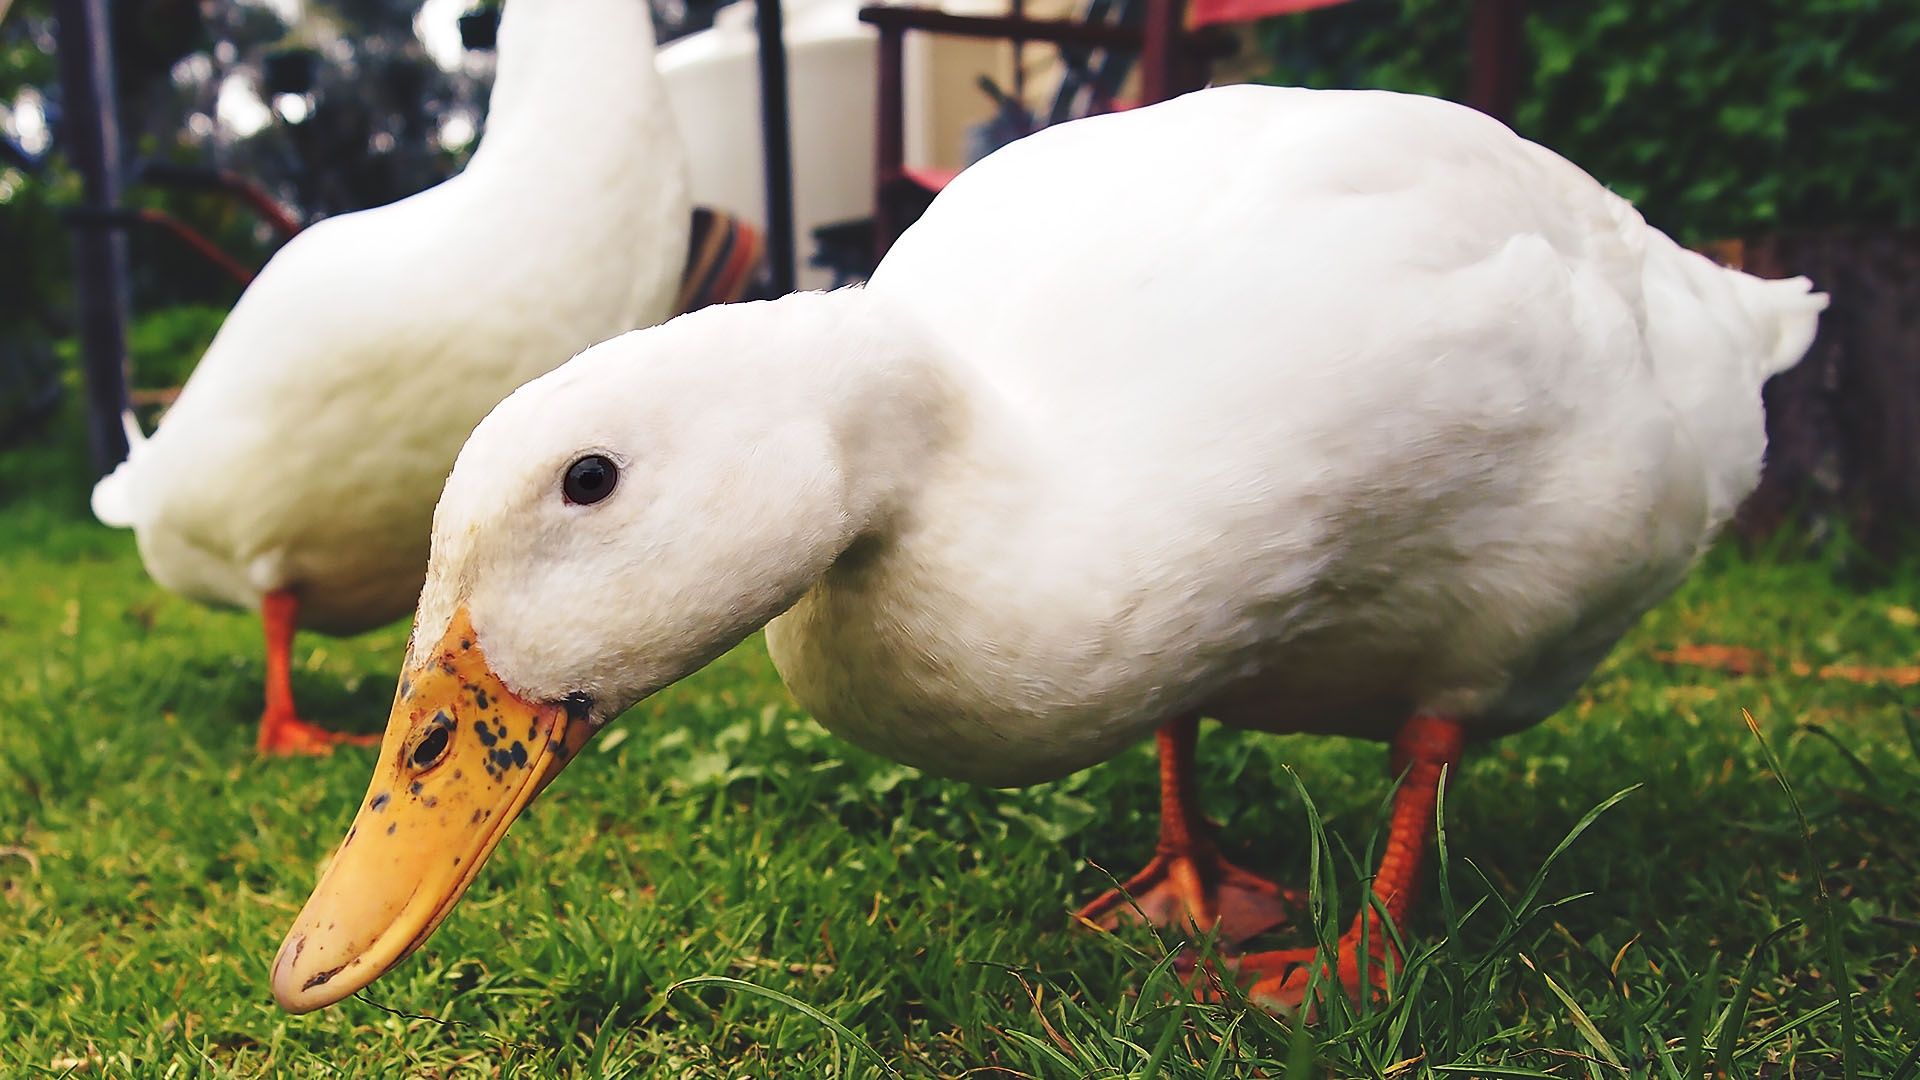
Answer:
270, 607, 596, 1012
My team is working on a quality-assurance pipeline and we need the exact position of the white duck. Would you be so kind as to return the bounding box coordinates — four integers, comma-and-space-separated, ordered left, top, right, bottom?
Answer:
92, 0, 690, 754
268, 85, 1823, 1012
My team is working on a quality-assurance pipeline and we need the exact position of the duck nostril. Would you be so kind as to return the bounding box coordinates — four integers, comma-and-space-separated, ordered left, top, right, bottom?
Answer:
412, 726, 451, 769
563, 692, 595, 722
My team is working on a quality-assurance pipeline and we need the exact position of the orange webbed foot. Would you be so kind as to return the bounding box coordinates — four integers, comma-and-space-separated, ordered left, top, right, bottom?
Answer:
253, 589, 379, 756
1075, 717, 1302, 946
1076, 845, 1301, 946
1236, 931, 1399, 1014
257, 712, 380, 756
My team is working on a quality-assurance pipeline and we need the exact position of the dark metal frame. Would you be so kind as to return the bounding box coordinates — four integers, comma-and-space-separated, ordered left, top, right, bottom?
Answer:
861, 0, 1523, 267
62, 206, 261, 287
55, 0, 133, 474
135, 163, 305, 238
1469, 0, 1522, 121
49, 0, 1518, 471
861, 0, 1219, 264
49, 0, 776, 476
754, 0, 797, 295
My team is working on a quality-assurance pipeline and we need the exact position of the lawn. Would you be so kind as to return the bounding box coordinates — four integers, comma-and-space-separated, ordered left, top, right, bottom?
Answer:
2, 405, 1916, 1078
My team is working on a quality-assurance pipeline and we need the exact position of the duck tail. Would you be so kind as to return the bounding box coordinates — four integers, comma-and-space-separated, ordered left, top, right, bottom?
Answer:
89, 408, 146, 529
1735, 272, 1828, 379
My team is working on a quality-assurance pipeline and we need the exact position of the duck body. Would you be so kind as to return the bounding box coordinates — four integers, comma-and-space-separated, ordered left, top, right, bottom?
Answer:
93, 0, 691, 635
767, 86, 1823, 786
272, 84, 1824, 1012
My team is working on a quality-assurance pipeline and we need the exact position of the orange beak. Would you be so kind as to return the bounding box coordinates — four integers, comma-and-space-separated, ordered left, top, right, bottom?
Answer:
269, 607, 594, 1012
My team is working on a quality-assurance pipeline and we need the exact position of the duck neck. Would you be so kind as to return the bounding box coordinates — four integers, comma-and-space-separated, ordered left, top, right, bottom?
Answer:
827, 293, 982, 544
465, 0, 675, 170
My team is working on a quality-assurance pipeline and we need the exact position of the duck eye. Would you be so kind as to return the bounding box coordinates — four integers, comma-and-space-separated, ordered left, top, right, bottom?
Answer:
412, 725, 451, 769
563, 454, 618, 505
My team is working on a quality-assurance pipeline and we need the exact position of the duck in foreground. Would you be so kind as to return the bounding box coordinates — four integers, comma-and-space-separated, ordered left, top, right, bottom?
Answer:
90, 0, 690, 754
272, 85, 1823, 1012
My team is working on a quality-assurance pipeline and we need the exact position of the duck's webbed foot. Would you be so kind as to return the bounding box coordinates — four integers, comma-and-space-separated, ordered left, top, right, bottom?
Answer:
1077, 843, 1300, 945
1232, 924, 1398, 1013
258, 711, 380, 755
1076, 717, 1300, 946
254, 589, 380, 757
1230, 713, 1466, 1014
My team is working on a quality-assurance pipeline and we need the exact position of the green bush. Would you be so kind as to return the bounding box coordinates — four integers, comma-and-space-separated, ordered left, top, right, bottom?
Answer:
126, 304, 227, 391
1256, 0, 1920, 244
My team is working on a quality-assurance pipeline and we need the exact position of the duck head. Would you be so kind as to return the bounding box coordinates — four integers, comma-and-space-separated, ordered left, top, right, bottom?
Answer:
269, 296, 934, 1011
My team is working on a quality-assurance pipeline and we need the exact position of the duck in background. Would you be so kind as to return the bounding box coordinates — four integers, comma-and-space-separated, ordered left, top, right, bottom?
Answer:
268, 86, 1823, 1010
92, 0, 693, 754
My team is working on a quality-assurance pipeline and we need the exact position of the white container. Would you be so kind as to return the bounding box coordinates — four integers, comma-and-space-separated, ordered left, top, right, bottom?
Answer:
659, 0, 1058, 289
659, 0, 879, 290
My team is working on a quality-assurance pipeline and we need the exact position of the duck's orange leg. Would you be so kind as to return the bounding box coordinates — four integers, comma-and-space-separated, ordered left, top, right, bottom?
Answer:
1077, 716, 1300, 946
254, 590, 378, 756
1237, 713, 1465, 1011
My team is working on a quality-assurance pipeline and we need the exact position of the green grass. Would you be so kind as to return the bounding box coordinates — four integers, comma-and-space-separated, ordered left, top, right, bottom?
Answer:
2, 404, 1917, 1077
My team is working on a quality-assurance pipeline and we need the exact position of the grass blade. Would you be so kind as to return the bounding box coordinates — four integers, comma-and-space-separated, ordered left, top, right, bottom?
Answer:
1889, 1035, 1920, 1080
1713, 918, 1803, 1076
1512, 785, 1641, 919
1734, 999, 1839, 1062
1518, 952, 1623, 1068
1201, 1014, 1244, 1080
1137, 994, 1184, 1080
1681, 950, 1721, 1078
1743, 709, 1858, 1080
667, 974, 899, 1077
1435, 764, 1461, 944
1003, 1027, 1080, 1072
1280, 1012, 1315, 1079
1797, 723, 1884, 793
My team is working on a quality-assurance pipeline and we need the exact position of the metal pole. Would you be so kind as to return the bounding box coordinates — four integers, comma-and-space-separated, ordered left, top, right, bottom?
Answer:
872, 23, 905, 266
1140, 0, 1174, 104
754, 0, 796, 295
1010, 0, 1025, 105
56, 0, 133, 473
1468, 0, 1523, 123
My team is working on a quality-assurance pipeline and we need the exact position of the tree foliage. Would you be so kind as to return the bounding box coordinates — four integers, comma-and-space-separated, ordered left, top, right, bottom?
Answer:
1256, 0, 1920, 244
0, 0, 486, 340
5, 0, 1916, 355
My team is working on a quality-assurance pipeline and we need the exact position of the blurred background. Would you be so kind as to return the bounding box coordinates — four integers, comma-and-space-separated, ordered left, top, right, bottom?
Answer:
2, 5, 1916, 1071
3, 0, 1918, 547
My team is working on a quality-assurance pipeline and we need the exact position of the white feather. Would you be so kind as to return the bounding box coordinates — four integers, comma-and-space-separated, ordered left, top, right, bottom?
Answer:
93, 0, 691, 633
422, 86, 1821, 788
